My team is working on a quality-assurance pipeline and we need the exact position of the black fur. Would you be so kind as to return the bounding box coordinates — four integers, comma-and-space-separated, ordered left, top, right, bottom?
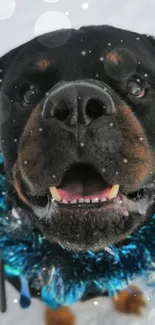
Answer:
1, 25, 155, 253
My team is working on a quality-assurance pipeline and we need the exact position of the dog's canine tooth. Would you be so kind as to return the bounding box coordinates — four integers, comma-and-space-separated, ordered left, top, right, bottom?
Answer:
107, 184, 120, 200
49, 186, 61, 202
62, 199, 68, 204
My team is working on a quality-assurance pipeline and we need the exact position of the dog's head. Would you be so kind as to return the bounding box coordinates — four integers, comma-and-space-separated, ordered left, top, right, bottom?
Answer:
1, 25, 155, 252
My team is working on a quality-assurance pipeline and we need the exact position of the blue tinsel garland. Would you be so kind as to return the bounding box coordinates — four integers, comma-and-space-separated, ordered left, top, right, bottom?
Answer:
0, 152, 155, 309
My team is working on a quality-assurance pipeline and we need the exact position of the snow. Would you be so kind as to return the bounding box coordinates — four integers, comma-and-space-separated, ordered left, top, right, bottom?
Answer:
2, 278, 155, 325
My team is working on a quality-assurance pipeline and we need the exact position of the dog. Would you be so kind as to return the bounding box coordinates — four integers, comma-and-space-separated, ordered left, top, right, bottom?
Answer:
0, 25, 155, 321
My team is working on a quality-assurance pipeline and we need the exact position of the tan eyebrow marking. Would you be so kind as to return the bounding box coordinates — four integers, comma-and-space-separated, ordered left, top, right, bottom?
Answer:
106, 52, 120, 65
36, 58, 50, 71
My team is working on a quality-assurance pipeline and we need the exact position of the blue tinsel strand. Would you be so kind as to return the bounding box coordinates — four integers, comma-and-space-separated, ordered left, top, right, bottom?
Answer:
0, 152, 155, 309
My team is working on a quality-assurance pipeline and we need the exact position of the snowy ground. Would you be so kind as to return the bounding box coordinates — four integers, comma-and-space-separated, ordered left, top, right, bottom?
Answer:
1, 0, 155, 324
1, 278, 155, 325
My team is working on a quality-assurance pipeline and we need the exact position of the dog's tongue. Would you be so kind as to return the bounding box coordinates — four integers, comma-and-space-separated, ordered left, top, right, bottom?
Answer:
49, 165, 120, 202
57, 182, 111, 201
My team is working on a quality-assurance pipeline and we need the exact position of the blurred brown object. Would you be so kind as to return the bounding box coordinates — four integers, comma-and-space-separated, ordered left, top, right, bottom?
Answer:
113, 285, 146, 315
45, 306, 76, 325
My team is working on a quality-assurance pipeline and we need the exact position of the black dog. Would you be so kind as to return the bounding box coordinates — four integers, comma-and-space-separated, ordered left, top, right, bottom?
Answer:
1, 25, 155, 255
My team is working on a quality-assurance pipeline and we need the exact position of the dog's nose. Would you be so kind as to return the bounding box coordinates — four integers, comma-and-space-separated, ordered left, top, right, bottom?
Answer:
42, 81, 116, 125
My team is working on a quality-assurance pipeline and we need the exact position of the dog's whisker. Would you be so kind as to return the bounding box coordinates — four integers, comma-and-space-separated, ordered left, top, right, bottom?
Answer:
138, 159, 155, 177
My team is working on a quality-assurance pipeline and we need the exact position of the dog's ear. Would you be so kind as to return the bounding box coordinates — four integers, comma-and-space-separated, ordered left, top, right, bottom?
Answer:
0, 46, 22, 151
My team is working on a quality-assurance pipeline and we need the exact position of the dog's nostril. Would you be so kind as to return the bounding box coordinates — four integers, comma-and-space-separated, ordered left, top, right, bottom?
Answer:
52, 100, 70, 121
43, 99, 71, 121
85, 99, 106, 119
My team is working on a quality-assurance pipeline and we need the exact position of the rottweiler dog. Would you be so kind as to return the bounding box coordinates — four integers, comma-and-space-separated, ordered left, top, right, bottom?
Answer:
0, 25, 155, 317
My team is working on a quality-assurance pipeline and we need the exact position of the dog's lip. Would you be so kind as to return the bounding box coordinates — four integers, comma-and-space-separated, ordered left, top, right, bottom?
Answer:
13, 161, 155, 218
28, 183, 155, 224
14, 175, 155, 219
50, 190, 150, 216
56, 191, 127, 211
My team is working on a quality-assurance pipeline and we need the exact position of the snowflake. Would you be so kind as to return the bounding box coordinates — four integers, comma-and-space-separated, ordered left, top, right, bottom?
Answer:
94, 300, 99, 305
82, 3, 89, 9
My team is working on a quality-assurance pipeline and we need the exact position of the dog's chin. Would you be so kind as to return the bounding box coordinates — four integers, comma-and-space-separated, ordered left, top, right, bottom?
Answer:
29, 188, 154, 252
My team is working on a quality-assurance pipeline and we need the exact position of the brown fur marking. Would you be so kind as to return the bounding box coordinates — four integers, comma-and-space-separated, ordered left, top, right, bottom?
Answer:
113, 285, 146, 315
13, 178, 30, 206
45, 307, 75, 325
106, 52, 120, 65
118, 103, 153, 187
36, 58, 50, 71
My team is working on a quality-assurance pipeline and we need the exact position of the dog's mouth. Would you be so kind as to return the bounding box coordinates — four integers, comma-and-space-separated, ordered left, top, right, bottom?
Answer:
49, 164, 121, 208
15, 163, 155, 251
47, 163, 153, 216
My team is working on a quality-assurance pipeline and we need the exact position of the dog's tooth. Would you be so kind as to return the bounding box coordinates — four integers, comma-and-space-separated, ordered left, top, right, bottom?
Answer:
79, 198, 85, 203
101, 198, 107, 202
84, 199, 90, 203
70, 200, 77, 204
92, 198, 99, 203
49, 186, 61, 202
62, 199, 68, 204
107, 184, 120, 200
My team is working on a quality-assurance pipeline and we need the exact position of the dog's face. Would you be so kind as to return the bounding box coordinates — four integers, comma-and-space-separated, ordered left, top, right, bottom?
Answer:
1, 25, 155, 252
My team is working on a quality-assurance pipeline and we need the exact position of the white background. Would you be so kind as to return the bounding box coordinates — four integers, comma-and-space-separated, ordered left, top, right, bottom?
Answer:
1, 0, 155, 324
1, 0, 155, 56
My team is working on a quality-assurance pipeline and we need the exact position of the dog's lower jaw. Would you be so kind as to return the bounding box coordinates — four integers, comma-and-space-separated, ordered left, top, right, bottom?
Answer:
30, 195, 151, 252
12, 162, 155, 252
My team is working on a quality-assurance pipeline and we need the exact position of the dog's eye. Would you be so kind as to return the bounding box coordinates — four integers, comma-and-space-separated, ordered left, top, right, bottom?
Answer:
24, 88, 36, 104
19, 84, 41, 106
126, 80, 145, 98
